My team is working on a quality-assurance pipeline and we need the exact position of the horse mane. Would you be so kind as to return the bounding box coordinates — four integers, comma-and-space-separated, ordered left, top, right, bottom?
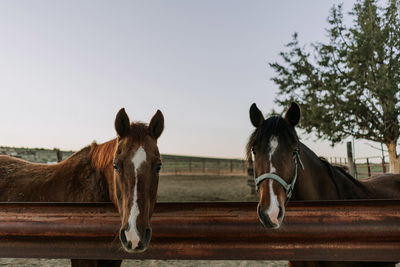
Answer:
318, 157, 366, 199
246, 116, 298, 162
318, 157, 358, 181
89, 139, 117, 171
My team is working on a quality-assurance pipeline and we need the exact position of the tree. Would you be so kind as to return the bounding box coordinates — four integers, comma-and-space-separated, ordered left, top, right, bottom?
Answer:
270, 0, 400, 173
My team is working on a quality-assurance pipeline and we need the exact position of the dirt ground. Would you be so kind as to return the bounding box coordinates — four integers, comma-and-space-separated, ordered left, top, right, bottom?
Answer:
156, 174, 258, 202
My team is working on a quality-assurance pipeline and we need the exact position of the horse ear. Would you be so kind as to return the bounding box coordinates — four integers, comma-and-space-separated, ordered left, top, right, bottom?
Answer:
284, 102, 300, 127
115, 108, 130, 139
149, 110, 164, 139
249, 103, 264, 127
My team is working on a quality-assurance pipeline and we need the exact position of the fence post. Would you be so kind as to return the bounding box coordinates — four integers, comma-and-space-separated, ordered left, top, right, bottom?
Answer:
202, 159, 206, 174
247, 158, 255, 195
189, 159, 192, 173
366, 158, 371, 177
230, 160, 233, 173
55, 149, 63, 163
217, 160, 220, 175
347, 141, 357, 178
382, 157, 387, 174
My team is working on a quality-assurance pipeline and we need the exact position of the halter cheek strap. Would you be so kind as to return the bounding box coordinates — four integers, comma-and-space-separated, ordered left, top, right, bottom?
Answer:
254, 149, 304, 205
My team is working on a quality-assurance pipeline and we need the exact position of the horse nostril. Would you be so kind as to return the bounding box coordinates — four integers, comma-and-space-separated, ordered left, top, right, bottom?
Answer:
126, 241, 132, 250
144, 228, 151, 243
136, 228, 152, 251
278, 206, 283, 220
119, 229, 127, 245
257, 205, 266, 222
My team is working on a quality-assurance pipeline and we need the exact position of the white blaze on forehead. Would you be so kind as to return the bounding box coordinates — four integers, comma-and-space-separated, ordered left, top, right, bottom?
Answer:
124, 146, 147, 249
270, 164, 276, 173
266, 179, 280, 227
269, 136, 278, 173
132, 146, 147, 172
269, 136, 278, 157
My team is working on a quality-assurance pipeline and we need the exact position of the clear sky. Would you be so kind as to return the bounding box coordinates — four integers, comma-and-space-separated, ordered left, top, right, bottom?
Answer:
0, 0, 385, 160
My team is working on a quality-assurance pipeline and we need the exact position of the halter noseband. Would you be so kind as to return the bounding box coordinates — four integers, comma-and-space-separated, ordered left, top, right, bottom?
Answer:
253, 149, 304, 205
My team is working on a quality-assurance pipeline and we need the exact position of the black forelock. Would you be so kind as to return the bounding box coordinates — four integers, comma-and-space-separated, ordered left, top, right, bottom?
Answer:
246, 116, 298, 161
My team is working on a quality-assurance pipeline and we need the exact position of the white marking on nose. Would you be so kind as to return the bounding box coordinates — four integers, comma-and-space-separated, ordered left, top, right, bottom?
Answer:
266, 179, 280, 227
125, 146, 147, 249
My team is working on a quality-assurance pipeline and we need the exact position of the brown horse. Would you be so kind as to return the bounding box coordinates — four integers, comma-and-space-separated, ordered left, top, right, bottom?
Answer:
247, 102, 400, 267
0, 108, 164, 267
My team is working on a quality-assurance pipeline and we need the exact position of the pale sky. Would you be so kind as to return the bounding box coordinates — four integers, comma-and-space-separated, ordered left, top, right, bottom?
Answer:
0, 0, 386, 160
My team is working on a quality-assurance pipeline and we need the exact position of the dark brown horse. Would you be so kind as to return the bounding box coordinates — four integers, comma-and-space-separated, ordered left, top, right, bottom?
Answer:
247, 102, 400, 267
0, 108, 164, 267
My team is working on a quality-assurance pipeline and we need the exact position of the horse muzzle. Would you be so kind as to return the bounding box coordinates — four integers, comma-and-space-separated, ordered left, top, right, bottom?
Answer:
257, 204, 284, 229
119, 226, 152, 252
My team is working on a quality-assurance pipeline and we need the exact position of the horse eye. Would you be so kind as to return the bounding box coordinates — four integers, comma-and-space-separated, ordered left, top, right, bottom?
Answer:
113, 163, 120, 173
252, 147, 256, 155
156, 163, 162, 173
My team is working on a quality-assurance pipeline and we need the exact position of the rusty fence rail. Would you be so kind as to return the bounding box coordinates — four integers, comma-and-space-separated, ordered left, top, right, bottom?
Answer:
0, 200, 399, 261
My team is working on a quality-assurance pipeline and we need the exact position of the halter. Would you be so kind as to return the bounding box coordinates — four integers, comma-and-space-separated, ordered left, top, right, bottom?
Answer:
253, 148, 304, 206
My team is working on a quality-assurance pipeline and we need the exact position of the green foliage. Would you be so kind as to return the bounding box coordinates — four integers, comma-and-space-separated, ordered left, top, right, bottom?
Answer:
270, 0, 400, 146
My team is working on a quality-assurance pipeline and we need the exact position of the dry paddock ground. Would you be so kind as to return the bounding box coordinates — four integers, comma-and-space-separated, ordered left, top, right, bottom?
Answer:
1, 174, 394, 266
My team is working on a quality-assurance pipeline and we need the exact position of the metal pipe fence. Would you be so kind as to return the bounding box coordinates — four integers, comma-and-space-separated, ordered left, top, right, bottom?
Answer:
0, 201, 398, 261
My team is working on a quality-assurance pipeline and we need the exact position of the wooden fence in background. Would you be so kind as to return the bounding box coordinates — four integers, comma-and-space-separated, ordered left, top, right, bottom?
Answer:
328, 156, 348, 167
160, 154, 247, 176
354, 156, 387, 179
0, 146, 390, 179
328, 156, 388, 179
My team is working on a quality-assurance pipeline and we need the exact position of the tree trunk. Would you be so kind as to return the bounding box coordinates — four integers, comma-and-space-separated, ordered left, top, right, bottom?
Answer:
386, 140, 400, 174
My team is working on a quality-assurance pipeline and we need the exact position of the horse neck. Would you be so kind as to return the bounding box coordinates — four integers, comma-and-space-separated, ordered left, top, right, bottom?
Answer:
294, 143, 368, 200
89, 139, 117, 202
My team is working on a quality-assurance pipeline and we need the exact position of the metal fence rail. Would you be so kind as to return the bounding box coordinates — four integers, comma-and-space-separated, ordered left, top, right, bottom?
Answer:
0, 200, 398, 261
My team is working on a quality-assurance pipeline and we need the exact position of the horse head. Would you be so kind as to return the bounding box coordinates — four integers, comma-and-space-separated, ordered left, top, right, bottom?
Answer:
247, 102, 302, 229
112, 108, 164, 252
